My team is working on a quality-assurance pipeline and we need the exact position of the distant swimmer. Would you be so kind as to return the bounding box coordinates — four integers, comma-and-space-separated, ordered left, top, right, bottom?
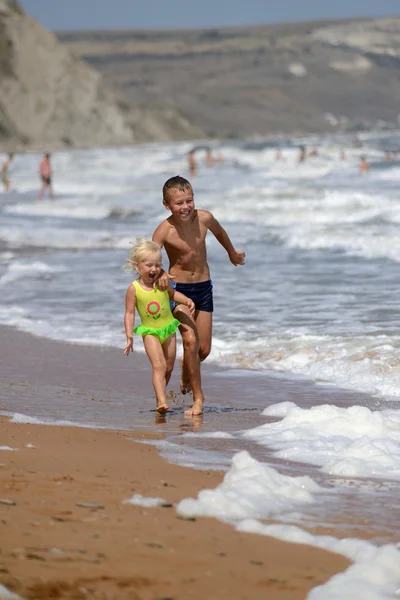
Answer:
308, 146, 318, 157
216, 151, 223, 165
38, 152, 54, 200
205, 149, 214, 167
298, 145, 306, 163
352, 136, 362, 148
188, 150, 197, 177
359, 155, 370, 175
340, 150, 347, 161
1, 152, 14, 192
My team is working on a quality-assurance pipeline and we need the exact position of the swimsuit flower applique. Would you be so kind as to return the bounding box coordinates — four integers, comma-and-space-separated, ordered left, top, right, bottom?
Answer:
146, 301, 161, 320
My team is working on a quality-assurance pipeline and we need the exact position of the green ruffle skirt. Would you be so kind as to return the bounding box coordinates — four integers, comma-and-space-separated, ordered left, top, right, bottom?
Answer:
134, 318, 181, 342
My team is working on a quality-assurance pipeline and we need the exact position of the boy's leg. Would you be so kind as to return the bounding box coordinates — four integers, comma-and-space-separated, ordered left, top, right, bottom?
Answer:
194, 310, 212, 362
174, 306, 204, 412
142, 335, 169, 413
162, 334, 176, 387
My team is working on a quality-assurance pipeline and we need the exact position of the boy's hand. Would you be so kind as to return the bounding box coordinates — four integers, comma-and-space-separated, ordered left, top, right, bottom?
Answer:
124, 338, 134, 356
187, 299, 195, 317
157, 271, 175, 291
229, 250, 246, 266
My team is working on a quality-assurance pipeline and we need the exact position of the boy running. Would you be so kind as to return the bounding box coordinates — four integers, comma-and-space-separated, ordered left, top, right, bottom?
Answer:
152, 175, 245, 415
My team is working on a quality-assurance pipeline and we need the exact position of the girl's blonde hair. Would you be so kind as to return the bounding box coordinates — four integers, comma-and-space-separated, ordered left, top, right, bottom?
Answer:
124, 238, 162, 273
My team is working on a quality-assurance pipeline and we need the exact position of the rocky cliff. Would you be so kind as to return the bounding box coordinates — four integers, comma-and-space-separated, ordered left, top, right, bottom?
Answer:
0, 0, 204, 151
59, 17, 400, 138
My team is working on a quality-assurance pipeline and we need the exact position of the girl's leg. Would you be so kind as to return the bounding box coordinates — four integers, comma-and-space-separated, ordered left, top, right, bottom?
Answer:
142, 335, 168, 413
162, 334, 176, 387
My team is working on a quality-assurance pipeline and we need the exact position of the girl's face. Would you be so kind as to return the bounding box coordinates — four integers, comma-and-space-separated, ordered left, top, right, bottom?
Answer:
137, 254, 162, 285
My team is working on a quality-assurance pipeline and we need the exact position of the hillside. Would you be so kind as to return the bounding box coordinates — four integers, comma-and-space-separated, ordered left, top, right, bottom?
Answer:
0, 0, 204, 151
58, 17, 400, 138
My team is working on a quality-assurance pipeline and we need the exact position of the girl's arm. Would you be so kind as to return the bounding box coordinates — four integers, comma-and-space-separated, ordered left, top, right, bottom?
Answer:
167, 284, 195, 317
124, 284, 136, 355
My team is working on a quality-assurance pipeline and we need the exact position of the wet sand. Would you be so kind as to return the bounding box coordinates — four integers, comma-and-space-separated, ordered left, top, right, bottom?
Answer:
0, 326, 354, 599
0, 420, 352, 600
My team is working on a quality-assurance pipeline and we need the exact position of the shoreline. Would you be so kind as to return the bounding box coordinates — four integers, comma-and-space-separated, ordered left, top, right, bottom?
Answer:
0, 324, 356, 598
0, 419, 351, 600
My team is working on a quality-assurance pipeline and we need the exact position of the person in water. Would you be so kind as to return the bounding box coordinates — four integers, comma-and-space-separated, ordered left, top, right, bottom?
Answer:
123, 239, 194, 414
188, 150, 197, 177
298, 145, 306, 163
359, 155, 370, 175
1, 153, 13, 192
38, 153, 54, 200
152, 175, 245, 416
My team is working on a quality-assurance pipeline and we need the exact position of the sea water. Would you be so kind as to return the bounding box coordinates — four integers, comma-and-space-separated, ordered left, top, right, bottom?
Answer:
1, 133, 400, 598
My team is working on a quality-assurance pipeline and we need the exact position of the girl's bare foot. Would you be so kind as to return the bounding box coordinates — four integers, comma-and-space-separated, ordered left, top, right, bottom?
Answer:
156, 404, 169, 414
184, 399, 204, 416
180, 356, 192, 395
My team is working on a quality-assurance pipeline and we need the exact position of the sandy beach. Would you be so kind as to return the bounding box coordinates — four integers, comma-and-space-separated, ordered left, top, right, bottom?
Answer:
0, 419, 352, 600
0, 326, 356, 599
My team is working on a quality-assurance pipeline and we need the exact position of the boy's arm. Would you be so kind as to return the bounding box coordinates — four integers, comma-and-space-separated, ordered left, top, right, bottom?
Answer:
123, 284, 136, 356
167, 283, 195, 317
152, 221, 167, 248
204, 211, 246, 266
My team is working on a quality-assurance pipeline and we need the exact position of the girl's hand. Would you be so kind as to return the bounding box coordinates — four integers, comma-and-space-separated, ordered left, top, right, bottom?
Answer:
124, 338, 134, 356
187, 299, 195, 317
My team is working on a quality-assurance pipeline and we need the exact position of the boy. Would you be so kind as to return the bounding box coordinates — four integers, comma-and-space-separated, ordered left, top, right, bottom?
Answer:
152, 175, 245, 415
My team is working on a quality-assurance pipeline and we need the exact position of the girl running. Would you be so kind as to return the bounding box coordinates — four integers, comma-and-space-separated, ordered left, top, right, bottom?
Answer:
124, 240, 194, 413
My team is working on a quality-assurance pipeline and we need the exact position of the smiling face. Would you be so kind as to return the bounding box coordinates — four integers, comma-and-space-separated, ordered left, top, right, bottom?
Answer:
164, 186, 195, 222
136, 253, 162, 286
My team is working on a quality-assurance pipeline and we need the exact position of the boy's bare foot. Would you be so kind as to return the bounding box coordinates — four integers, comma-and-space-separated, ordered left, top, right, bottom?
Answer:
184, 399, 204, 416
180, 357, 192, 395
156, 404, 169, 414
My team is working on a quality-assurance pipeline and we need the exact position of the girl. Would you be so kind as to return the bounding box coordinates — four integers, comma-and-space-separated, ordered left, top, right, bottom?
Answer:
124, 239, 194, 413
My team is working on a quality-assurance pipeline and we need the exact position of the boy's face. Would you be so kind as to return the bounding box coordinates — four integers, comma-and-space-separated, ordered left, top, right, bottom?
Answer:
164, 187, 194, 222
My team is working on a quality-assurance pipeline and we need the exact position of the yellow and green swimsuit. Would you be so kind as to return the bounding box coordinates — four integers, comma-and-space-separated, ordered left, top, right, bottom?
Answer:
133, 280, 181, 344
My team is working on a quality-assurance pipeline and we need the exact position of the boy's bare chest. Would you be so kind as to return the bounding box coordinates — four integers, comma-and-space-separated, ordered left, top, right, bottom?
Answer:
167, 223, 207, 252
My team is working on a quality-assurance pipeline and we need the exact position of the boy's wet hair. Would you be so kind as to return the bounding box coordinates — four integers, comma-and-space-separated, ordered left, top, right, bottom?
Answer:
163, 175, 192, 204
124, 239, 162, 273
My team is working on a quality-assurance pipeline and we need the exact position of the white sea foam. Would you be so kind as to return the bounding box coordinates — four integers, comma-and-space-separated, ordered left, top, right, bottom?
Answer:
0, 260, 56, 284
0, 583, 24, 599
4, 198, 111, 220
177, 451, 320, 521
209, 332, 400, 400
238, 520, 400, 600
122, 494, 170, 507
183, 431, 234, 439
9, 413, 105, 429
242, 402, 400, 480
177, 451, 400, 599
